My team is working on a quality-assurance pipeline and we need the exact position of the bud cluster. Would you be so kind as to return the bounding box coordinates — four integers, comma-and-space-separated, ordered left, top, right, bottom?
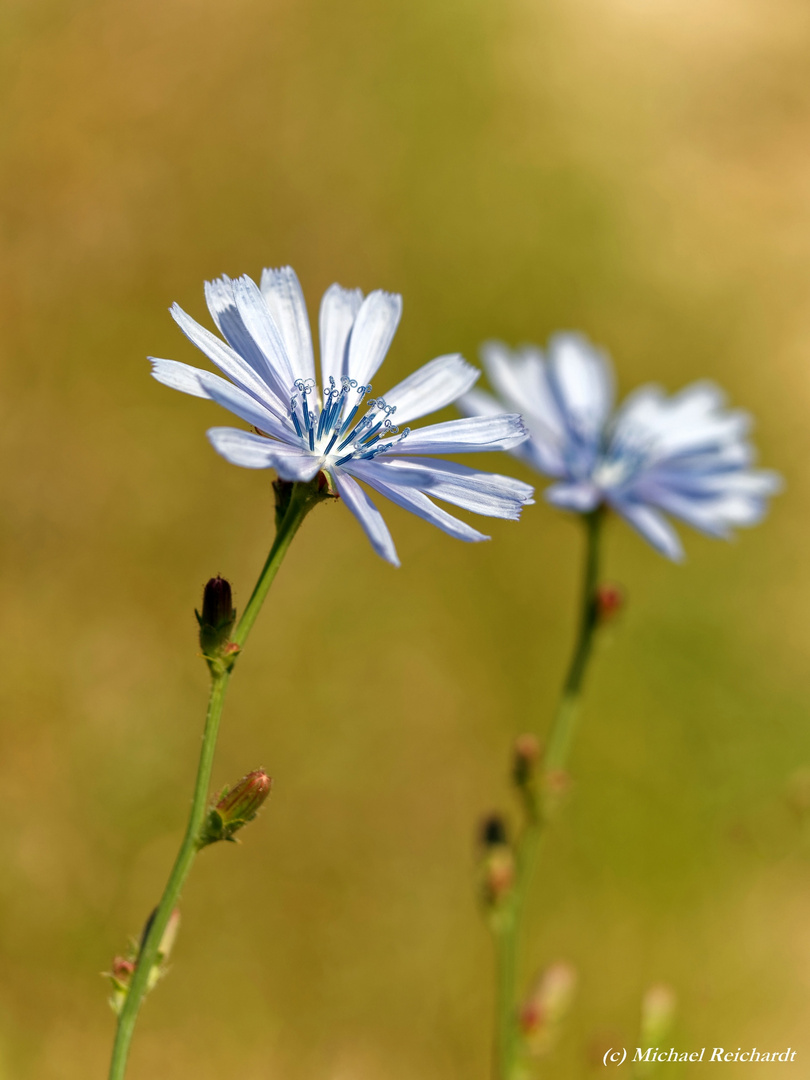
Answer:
105, 908, 180, 1016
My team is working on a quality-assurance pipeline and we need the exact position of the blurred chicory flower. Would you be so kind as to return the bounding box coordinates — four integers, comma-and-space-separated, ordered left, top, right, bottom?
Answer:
151, 267, 534, 565
459, 335, 781, 560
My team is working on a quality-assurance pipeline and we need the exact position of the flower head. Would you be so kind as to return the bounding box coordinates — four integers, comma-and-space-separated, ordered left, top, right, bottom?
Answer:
151, 267, 533, 565
460, 335, 781, 560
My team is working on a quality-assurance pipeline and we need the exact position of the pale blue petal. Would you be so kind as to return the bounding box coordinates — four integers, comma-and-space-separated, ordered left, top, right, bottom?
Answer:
346, 290, 402, 387
383, 354, 479, 425
615, 382, 750, 457
387, 414, 528, 456
319, 283, 364, 389
259, 266, 316, 384
636, 466, 782, 502
170, 302, 287, 409
457, 387, 566, 476
150, 357, 212, 399
360, 457, 534, 520
231, 275, 296, 395
203, 378, 296, 441
648, 488, 771, 536
481, 341, 566, 441
204, 276, 284, 393
545, 482, 602, 512
347, 463, 490, 542
150, 356, 289, 430
547, 333, 614, 446
332, 470, 400, 566
207, 427, 321, 479
615, 501, 685, 561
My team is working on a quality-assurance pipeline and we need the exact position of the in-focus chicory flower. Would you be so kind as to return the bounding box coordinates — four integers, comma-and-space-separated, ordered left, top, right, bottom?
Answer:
459, 335, 781, 560
151, 267, 534, 565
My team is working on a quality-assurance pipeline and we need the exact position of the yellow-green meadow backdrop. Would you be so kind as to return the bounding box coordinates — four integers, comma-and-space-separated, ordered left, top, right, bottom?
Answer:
1, 0, 808, 1076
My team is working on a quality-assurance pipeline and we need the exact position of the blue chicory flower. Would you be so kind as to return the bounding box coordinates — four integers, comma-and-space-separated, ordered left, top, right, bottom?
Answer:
151, 267, 534, 566
459, 334, 781, 560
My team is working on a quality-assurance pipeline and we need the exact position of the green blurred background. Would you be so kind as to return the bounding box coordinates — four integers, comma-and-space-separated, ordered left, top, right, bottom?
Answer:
1, 0, 808, 1076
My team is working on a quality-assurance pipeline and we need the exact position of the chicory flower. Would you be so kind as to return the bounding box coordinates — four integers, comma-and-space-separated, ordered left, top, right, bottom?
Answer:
459, 334, 780, 560
151, 267, 534, 565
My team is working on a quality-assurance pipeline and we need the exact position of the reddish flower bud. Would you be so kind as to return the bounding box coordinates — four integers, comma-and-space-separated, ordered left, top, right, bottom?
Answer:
196, 576, 237, 672
594, 582, 625, 624
111, 956, 134, 981
519, 961, 577, 1055
482, 848, 515, 906
199, 770, 273, 846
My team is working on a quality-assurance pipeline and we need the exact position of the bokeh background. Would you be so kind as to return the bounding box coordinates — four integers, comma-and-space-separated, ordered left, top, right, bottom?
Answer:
1, 0, 809, 1076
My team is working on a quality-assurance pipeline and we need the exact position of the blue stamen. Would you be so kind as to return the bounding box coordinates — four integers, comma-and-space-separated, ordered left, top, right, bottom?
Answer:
316, 402, 329, 441
323, 428, 341, 456
337, 403, 362, 438
337, 412, 376, 452
358, 420, 384, 445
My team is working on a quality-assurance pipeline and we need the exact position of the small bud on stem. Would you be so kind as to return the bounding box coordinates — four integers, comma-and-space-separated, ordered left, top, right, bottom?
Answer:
480, 813, 509, 849
594, 582, 625, 625
519, 961, 577, 1055
513, 733, 541, 788
196, 576, 238, 675
478, 813, 515, 908
198, 769, 273, 847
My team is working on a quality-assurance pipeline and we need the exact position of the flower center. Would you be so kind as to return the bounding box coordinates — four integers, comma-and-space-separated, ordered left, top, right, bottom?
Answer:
593, 424, 657, 491
288, 377, 410, 468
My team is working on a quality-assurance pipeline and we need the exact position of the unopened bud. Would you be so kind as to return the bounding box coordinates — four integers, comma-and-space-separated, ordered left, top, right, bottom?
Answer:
640, 983, 677, 1048
519, 961, 578, 1055
594, 582, 624, 624
513, 733, 542, 788
477, 814, 514, 908
479, 813, 509, 849
111, 956, 135, 980
196, 576, 238, 671
199, 769, 273, 847
482, 847, 515, 906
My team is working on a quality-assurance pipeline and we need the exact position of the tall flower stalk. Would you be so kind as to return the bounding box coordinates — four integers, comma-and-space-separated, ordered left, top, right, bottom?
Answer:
470, 333, 781, 1079
490, 510, 602, 1080
107, 264, 533, 1079
107, 477, 328, 1080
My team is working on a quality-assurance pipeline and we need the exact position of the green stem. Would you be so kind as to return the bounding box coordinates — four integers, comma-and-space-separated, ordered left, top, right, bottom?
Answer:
107, 481, 324, 1080
492, 510, 603, 1080
543, 510, 602, 774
